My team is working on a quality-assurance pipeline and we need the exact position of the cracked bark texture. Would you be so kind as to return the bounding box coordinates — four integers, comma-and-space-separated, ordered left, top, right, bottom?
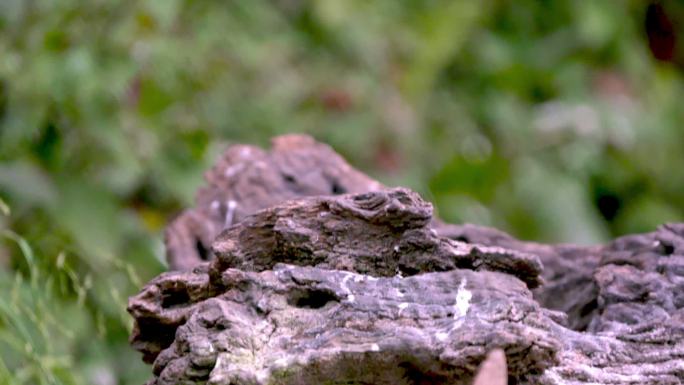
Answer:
132, 264, 559, 385
165, 134, 382, 270
130, 135, 684, 384
209, 188, 543, 290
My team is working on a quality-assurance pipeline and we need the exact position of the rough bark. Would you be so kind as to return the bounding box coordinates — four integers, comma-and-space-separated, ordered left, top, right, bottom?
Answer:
209, 188, 543, 289
165, 134, 382, 270
130, 135, 684, 385
131, 264, 559, 385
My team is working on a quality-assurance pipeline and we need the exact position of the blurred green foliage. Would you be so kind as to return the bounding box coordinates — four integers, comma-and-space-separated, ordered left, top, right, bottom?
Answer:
1, 1, 683, 384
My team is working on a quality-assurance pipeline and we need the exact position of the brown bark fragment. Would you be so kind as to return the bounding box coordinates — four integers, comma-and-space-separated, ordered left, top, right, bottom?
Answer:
165, 134, 381, 270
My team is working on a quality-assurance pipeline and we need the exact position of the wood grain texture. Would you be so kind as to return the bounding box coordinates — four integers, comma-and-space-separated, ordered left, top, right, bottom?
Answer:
130, 135, 684, 384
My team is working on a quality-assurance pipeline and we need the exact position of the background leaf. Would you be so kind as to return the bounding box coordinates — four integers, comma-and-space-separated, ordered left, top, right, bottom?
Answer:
1, 1, 683, 383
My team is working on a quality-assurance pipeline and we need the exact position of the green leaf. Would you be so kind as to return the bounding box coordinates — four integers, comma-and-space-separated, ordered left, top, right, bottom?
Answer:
0, 162, 57, 209
0, 196, 9, 216
2, 230, 38, 289
430, 150, 510, 204
50, 178, 124, 270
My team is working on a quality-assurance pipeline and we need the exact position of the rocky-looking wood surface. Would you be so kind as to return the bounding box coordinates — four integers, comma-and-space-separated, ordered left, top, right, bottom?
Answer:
129, 135, 684, 385
165, 135, 382, 271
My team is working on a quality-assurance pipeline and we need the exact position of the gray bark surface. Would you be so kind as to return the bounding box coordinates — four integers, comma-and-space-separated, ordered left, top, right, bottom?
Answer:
130, 135, 684, 384
165, 135, 381, 271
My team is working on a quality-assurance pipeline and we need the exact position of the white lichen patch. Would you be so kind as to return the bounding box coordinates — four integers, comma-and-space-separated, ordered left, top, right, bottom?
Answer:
340, 273, 356, 303
224, 200, 237, 228
435, 332, 449, 342
454, 278, 472, 319
341, 273, 352, 291
211, 354, 224, 379
435, 277, 472, 342
397, 302, 409, 316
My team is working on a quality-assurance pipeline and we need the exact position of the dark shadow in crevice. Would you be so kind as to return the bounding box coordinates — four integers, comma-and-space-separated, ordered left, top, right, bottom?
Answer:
287, 288, 339, 309
161, 286, 191, 309
196, 239, 209, 261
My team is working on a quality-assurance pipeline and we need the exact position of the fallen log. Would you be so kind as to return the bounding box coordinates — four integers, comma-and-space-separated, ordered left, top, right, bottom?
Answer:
129, 135, 684, 384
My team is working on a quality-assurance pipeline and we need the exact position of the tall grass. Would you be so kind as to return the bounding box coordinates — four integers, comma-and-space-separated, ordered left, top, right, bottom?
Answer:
0, 231, 81, 385
0, 214, 149, 385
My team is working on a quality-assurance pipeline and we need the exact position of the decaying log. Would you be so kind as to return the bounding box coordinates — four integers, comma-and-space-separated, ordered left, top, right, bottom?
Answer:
130, 135, 684, 384
162, 134, 596, 329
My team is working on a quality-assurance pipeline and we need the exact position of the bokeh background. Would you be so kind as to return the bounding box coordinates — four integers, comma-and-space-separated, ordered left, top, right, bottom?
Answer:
1, 1, 683, 384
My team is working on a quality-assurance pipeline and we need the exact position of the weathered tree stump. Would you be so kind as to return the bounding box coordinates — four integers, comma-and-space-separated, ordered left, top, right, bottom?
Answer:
129, 135, 684, 384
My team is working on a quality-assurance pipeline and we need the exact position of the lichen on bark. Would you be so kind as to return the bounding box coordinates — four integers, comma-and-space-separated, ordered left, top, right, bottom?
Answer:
129, 135, 684, 385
